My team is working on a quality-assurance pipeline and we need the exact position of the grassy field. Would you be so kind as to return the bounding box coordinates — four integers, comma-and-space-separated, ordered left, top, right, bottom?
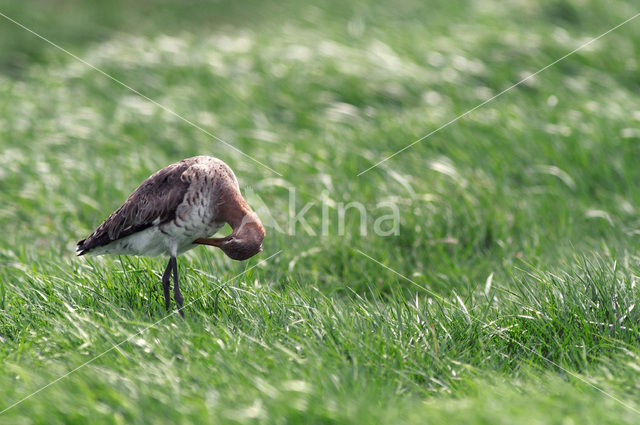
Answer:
1, 0, 640, 423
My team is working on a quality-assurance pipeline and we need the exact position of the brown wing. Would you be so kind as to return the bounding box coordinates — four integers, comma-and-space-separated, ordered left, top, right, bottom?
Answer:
76, 159, 193, 255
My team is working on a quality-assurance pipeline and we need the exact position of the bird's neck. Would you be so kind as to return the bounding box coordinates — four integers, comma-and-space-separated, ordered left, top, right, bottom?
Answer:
220, 192, 265, 239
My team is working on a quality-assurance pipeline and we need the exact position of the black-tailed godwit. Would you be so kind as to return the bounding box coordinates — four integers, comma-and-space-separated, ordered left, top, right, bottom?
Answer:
77, 156, 265, 317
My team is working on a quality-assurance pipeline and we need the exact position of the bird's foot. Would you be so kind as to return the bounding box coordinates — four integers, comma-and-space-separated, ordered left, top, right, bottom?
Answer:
174, 291, 185, 318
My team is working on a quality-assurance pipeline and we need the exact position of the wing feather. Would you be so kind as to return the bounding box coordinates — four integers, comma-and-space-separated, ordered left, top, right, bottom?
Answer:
76, 160, 192, 255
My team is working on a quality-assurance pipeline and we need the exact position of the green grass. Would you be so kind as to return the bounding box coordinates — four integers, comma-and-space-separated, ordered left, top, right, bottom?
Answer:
1, 0, 640, 423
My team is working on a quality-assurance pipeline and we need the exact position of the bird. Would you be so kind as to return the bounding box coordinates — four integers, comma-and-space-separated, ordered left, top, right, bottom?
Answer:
76, 156, 266, 317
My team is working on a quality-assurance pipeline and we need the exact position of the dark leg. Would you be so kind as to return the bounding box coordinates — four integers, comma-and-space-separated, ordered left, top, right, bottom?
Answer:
171, 256, 185, 318
162, 259, 172, 311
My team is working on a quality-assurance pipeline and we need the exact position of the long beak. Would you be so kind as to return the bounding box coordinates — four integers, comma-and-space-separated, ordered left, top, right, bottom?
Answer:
193, 237, 228, 247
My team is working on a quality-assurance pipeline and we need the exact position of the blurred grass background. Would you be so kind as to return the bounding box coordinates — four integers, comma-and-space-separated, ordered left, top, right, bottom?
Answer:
1, 0, 640, 423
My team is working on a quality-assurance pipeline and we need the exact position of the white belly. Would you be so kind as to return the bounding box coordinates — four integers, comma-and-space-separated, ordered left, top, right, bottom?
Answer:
88, 219, 224, 257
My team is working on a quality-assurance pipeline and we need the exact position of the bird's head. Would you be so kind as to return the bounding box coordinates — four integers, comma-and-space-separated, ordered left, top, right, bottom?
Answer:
223, 213, 265, 260
199, 213, 265, 261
